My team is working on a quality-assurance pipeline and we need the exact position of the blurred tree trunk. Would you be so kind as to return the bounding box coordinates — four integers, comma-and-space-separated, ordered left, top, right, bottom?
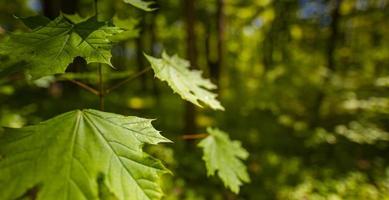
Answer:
183, 0, 198, 134
61, 0, 78, 14
136, 17, 148, 91
149, 10, 160, 99
42, 0, 60, 18
327, 0, 342, 72
205, 24, 215, 72
311, 0, 342, 127
262, 1, 290, 72
262, 4, 275, 72
210, 0, 225, 89
42, 0, 78, 18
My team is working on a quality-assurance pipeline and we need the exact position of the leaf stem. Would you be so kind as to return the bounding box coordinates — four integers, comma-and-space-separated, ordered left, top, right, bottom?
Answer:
182, 133, 209, 140
98, 64, 105, 111
67, 79, 99, 96
106, 67, 151, 94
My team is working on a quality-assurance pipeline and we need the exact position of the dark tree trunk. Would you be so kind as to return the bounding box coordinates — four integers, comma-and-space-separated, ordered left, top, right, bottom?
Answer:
311, 0, 342, 127
209, 0, 225, 89
149, 11, 160, 99
61, 0, 78, 14
136, 17, 148, 91
262, 1, 291, 73
327, 0, 342, 72
42, 0, 60, 18
183, 0, 198, 134
42, 0, 78, 18
205, 23, 217, 82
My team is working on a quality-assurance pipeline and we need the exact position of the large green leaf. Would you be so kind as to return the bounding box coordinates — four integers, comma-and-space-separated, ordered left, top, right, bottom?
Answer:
0, 109, 171, 200
145, 52, 224, 110
198, 128, 250, 193
0, 15, 122, 79
122, 0, 156, 11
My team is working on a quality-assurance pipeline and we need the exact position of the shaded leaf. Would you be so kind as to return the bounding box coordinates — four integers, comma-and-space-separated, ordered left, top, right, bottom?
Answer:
198, 128, 250, 193
0, 109, 171, 200
145, 52, 224, 110
16, 15, 50, 29
0, 15, 122, 79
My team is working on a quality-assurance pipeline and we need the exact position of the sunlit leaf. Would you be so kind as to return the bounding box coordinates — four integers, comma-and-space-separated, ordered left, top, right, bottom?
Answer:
198, 128, 250, 193
145, 52, 224, 110
122, 0, 156, 11
0, 109, 171, 200
336, 122, 389, 144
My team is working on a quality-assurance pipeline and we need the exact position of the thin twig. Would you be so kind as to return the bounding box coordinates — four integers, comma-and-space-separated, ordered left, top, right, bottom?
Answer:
67, 79, 99, 95
182, 133, 209, 140
106, 67, 152, 94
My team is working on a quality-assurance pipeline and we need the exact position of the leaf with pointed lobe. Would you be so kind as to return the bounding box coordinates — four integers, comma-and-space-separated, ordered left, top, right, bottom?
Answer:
145, 52, 224, 110
0, 109, 171, 200
198, 128, 250, 193
0, 15, 123, 79
123, 0, 157, 11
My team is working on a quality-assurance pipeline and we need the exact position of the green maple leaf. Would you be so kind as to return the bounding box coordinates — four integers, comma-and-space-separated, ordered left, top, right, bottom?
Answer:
144, 52, 224, 110
122, 0, 156, 11
0, 15, 122, 79
0, 109, 171, 200
198, 128, 250, 193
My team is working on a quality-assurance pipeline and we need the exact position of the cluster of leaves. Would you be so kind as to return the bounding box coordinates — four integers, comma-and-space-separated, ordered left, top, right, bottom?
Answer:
0, 0, 250, 199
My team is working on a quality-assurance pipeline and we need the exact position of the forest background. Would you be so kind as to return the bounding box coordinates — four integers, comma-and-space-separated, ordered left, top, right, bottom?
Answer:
0, 0, 389, 199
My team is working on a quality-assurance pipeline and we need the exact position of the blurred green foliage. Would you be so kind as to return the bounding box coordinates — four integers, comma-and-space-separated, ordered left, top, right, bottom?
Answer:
0, 0, 389, 199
